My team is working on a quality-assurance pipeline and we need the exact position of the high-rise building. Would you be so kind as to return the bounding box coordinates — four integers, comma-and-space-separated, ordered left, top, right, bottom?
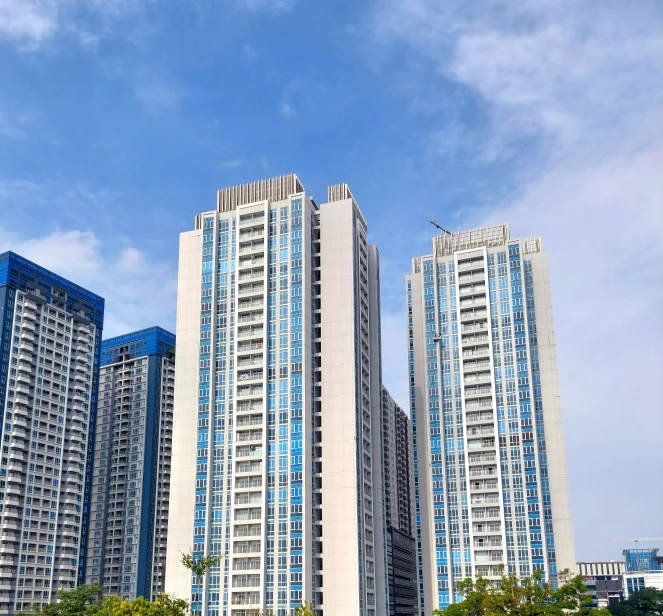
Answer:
0, 252, 104, 614
85, 327, 175, 600
406, 224, 575, 613
382, 387, 418, 615
165, 175, 388, 616
387, 527, 418, 616
382, 386, 415, 537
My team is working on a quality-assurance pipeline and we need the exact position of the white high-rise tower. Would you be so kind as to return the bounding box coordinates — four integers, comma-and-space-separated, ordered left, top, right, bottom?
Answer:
165, 175, 388, 616
407, 225, 575, 614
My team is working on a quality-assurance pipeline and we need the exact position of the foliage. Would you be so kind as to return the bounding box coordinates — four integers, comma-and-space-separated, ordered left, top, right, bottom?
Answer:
20, 587, 188, 616
432, 569, 611, 616
25, 584, 105, 616
292, 604, 315, 616
95, 595, 189, 616
607, 588, 663, 616
180, 550, 220, 578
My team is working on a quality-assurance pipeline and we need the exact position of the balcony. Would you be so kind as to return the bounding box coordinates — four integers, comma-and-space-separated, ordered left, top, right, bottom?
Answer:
237, 386, 263, 399
238, 271, 264, 283
457, 258, 485, 272
237, 327, 263, 340
236, 445, 263, 459
474, 550, 504, 564
238, 257, 265, 270
459, 296, 487, 307
238, 242, 264, 255
237, 313, 263, 325
467, 438, 495, 451
232, 573, 261, 587
236, 416, 263, 428
236, 429, 263, 443
463, 371, 491, 383
464, 385, 492, 398
465, 399, 494, 411
232, 541, 261, 555
466, 416, 494, 431
458, 272, 486, 283
468, 466, 497, 478
463, 342, 490, 359
238, 370, 263, 383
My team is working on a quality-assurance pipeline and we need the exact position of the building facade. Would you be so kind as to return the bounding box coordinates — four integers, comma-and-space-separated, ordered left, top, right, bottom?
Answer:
382, 387, 415, 537
85, 327, 175, 600
382, 387, 418, 614
387, 527, 418, 616
577, 561, 625, 608
0, 252, 104, 613
406, 225, 575, 613
165, 175, 388, 616
623, 548, 663, 597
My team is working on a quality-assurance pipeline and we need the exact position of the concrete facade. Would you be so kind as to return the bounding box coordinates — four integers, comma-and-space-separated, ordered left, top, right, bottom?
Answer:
0, 252, 104, 614
165, 176, 388, 616
407, 225, 575, 614
578, 561, 625, 607
85, 327, 175, 600
381, 387, 415, 537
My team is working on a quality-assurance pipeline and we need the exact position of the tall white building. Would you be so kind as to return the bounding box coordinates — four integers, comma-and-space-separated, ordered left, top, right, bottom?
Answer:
0, 252, 104, 614
85, 327, 175, 600
165, 175, 388, 616
406, 225, 575, 614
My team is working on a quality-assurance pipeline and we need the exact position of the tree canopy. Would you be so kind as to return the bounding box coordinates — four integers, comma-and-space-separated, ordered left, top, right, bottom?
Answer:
432, 569, 611, 616
607, 588, 663, 616
19, 586, 188, 616
21, 585, 316, 616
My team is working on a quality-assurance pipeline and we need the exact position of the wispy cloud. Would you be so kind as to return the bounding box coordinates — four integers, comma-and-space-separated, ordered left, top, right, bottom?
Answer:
134, 81, 185, 111
0, 108, 36, 139
0, 0, 155, 49
372, 0, 663, 559
237, 0, 297, 13
278, 101, 296, 119
218, 158, 244, 169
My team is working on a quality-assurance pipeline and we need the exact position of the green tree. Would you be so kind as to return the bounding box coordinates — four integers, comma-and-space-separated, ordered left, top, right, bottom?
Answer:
26, 584, 105, 616
608, 588, 663, 616
292, 604, 315, 616
432, 569, 610, 616
95, 595, 189, 616
180, 550, 220, 578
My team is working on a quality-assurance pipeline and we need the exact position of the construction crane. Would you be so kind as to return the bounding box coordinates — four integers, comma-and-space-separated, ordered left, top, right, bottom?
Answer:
429, 220, 452, 235
608, 537, 663, 542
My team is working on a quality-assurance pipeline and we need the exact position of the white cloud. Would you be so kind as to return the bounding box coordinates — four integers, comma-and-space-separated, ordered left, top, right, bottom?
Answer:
0, 0, 59, 47
134, 81, 185, 111
278, 101, 296, 119
373, 0, 663, 560
0, 0, 154, 48
218, 158, 244, 169
0, 226, 177, 338
237, 0, 297, 12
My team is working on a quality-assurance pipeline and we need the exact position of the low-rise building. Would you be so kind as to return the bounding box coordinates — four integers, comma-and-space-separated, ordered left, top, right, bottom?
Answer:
577, 561, 625, 608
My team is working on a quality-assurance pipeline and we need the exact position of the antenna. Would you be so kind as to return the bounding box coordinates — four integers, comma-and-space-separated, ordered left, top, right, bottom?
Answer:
430, 220, 452, 235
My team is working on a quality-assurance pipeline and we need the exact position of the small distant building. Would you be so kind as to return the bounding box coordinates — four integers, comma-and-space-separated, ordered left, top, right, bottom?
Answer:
577, 561, 625, 608
623, 548, 663, 598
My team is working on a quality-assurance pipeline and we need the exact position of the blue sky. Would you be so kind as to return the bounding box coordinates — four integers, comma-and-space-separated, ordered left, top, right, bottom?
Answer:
1, 0, 662, 562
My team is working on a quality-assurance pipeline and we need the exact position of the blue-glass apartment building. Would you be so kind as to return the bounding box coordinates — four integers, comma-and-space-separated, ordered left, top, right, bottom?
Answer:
165, 176, 389, 616
406, 225, 575, 614
0, 252, 104, 613
85, 327, 175, 600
